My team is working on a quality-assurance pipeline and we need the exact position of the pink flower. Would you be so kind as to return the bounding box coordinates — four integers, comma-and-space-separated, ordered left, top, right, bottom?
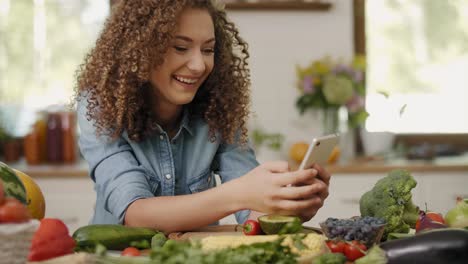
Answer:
346, 94, 365, 113
303, 76, 315, 94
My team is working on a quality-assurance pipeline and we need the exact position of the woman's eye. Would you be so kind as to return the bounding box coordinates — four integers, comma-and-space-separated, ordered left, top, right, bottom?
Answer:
203, 48, 215, 54
174, 46, 187, 52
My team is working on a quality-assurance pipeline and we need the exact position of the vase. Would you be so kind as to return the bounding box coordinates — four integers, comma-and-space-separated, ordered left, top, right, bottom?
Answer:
322, 107, 358, 162
320, 108, 340, 135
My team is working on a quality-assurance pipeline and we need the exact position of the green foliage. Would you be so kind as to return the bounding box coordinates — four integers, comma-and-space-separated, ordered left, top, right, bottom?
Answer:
277, 218, 303, 235
313, 253, 347, 264
355, 245, 387, 264
0, 0, 106, 104
251, 129, 284, 151
149, 239, 297, 264
359, 169, 420, 239
151, 232, 167, 249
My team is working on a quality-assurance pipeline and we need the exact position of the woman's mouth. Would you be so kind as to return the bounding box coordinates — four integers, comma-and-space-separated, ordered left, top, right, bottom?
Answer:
173, 75, 199, 85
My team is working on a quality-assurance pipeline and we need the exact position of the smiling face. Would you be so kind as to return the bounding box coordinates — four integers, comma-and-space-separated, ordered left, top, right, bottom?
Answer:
149, 8, 215, 114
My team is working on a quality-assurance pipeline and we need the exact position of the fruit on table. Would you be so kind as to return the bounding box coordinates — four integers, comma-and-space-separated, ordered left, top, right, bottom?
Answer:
258, 214, 302, 235
0, 197, 31, 223
326, 240, 345, 253
445, 197, 468, 228
327, 146, 340, 164
13, 169, 46, 220
289, 142, 309, 163
343, 240, 367, 261
243, 219, 262, 235
0, 161, 27, 204
121, 247, 141, 256
73, 224, 160, 251
28, 218, 76, 262
321, 216, 386, 245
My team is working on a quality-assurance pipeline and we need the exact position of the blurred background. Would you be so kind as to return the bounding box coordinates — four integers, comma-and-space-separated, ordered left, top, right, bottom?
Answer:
0, 0, 467, 230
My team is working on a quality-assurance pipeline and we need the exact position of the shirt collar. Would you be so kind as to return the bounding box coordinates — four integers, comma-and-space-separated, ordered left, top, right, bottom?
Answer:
180, 107, 194, 136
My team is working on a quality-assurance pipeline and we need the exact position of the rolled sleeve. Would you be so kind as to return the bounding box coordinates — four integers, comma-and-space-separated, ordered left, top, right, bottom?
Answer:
77, 100, 154, 223
215, 141, 259, 224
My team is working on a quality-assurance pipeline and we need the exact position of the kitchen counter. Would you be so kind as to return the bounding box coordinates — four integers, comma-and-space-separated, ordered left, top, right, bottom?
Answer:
8, 152, 468, 178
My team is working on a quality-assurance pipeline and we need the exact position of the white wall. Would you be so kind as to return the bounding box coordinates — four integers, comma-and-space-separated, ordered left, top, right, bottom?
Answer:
226, 1, 354, 161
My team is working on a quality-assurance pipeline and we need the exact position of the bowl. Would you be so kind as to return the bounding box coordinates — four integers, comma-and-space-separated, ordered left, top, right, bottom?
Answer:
319, 217, 386, 247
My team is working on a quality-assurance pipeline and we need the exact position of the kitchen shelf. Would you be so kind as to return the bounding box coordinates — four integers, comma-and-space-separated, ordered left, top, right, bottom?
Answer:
225, 1, 332, 11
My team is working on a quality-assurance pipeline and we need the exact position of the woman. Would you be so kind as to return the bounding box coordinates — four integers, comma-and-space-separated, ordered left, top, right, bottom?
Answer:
74, 0, 330, 233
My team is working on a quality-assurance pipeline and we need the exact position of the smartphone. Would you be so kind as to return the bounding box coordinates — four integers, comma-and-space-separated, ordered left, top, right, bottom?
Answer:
298, 133, 340, 170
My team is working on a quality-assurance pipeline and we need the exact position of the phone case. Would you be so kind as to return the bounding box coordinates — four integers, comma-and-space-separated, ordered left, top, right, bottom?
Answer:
298, 133, 339, 170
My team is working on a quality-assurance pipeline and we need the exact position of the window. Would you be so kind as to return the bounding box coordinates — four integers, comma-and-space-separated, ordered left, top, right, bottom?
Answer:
365, 0, 468, 134
0, 0, 108, 136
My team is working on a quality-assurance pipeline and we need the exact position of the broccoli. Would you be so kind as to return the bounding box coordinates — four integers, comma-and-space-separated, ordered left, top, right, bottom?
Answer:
360, 169, 419, 239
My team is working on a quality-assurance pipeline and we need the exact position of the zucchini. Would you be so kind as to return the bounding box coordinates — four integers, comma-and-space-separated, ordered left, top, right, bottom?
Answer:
380, 228, 468, 264
73, 224, 161, 251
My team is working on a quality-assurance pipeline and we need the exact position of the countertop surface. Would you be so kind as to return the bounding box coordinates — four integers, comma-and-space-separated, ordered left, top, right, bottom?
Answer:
8, 153, 468, 178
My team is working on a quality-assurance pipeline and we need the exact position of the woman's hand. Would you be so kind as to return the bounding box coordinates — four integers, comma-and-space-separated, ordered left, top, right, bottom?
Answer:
295, 163, 330, 221
234, 161, 329, 220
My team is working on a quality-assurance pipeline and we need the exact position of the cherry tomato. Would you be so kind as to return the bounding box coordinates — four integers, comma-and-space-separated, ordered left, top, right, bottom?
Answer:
326, 240, 345, 253
0, 197, 31, 223
243, 220, 262, 236
121, 247, 141, 257
344, 240, 367, 261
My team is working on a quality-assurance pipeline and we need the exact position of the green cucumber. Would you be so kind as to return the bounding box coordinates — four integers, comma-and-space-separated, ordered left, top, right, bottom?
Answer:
0, 161, 27, 204
72, 224, 162, 251
258, 215, 302, 235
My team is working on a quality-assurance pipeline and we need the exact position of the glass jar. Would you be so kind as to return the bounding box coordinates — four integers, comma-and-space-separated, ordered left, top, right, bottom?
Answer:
46, 112, 62, 163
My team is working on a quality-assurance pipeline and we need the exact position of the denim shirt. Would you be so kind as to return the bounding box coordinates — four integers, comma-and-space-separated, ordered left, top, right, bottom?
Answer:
77, 100, 259, 226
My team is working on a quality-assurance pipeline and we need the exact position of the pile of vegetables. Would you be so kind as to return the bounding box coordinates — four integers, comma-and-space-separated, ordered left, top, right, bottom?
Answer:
357, 228, 468, 264
359, 169, 419, 239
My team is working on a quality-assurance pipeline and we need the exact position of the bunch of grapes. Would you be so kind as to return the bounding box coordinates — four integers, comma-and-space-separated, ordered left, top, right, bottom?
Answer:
323, 216, 386, 243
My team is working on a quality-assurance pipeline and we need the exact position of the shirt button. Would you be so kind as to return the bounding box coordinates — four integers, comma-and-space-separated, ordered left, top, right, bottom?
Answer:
159, 135, 164, 140
165, 174, 172, 180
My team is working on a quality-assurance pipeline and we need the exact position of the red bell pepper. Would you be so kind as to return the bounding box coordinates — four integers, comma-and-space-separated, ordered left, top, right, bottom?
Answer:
243, 219, 262, 235
28, 235, 76, 261
28, 218, 76, 262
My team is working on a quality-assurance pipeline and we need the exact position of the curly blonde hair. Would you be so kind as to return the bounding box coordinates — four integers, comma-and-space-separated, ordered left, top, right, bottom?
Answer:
75, 0, 251, 145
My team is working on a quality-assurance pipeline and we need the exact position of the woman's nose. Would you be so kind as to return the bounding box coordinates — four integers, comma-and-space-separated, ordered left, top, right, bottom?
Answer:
186, 51, 206, 74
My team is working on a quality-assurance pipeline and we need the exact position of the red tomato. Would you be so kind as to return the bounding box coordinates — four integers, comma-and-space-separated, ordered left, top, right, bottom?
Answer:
121, 247, 141, 257
344, 240, 367, 261
243, 220, 262, 236
0, 197, 31, 223
326, 240, 345, 253
32, 218, 70, 245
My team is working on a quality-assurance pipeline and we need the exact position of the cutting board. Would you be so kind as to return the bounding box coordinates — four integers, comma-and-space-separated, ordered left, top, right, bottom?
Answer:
168, 224, 322, 241
168, 224, 243, 241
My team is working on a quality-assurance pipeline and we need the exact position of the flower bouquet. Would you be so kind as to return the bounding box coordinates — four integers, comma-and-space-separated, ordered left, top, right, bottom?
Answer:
295, 56, 369, 130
